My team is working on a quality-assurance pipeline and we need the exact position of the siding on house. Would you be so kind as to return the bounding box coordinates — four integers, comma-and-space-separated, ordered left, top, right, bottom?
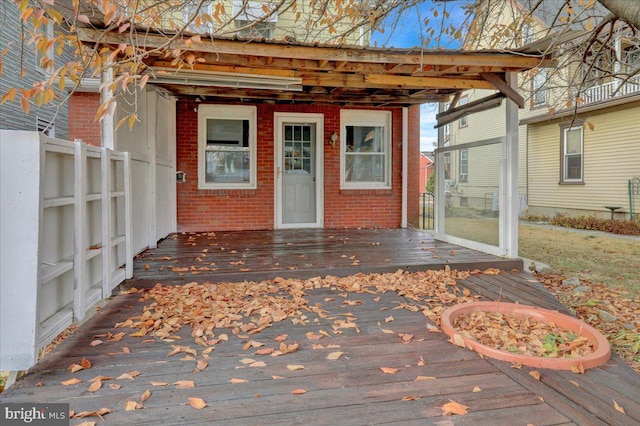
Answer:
0, 5, 73, 138
527, 99, 640, 216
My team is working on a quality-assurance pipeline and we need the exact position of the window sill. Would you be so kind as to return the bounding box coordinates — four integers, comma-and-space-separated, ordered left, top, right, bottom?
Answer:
558, 181, 584, 185
340, 188, 393, 195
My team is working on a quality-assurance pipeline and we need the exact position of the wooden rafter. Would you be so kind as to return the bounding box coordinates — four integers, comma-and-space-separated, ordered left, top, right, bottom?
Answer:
75, 27, 555, 107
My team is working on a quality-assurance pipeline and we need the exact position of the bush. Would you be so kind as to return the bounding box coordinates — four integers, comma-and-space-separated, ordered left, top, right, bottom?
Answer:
523, 213, 640, 236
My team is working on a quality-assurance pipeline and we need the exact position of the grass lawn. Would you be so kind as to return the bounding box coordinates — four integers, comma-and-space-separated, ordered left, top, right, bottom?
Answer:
442, 217, 640, 296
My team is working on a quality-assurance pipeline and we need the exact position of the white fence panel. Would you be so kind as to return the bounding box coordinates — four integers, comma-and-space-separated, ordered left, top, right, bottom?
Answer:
0, 131, 132, 371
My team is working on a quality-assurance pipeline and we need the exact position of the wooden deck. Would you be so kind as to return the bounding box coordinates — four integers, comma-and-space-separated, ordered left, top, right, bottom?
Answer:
131, 229, 523, 285
2, 229, 639, 425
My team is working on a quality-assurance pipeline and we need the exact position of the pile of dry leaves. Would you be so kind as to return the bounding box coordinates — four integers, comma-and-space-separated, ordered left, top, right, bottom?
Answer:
537, 273, 640, 372
120, 268, 478, 345
452, 311, 594, 358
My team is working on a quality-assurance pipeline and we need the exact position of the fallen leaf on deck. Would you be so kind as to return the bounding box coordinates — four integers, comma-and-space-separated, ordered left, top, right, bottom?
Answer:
441, 400, 469, 416
89, 375, 112, 382
613, 400, 625, 414
124, 401, 141, 411
291, 389, 307, 395
141, 389, 151, 403
90, 340, 103, 347
229, 378, 249, 384
399, 333, 414, 343
117, 371, 140, 380
529, 371, 541, 380
88, 380, 102, 392
380, 367, 399, 374
68, 364, 84, 373
174, 380, 195, 388
385, 316, 394, 323
150, 381, 168, 386
249, 361, 267, 368
402, 395, 420, 401
326, 351, 344, 360
196, 359, 209, 371
426, 324, 441, 333
417, 356, 426, 366
450, 334, 466, 347
568, 380, 580, 387
306, 332, 323, 340
571, 361, 585, 374
287, 364, 305, 371
189, 397, 207, 409
61, 378, 82, 386
72, 407, 112, 420
256, 347, 274, 355
272, 375, 285, 380
77, 422, 96, 426
275, 334, 288, 342
109, 384, 121, 390
415, 376, 436, 381
472, 386, 482, 392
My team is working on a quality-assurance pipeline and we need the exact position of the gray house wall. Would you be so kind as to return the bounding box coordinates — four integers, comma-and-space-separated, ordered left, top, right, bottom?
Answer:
0, 4, 74, 138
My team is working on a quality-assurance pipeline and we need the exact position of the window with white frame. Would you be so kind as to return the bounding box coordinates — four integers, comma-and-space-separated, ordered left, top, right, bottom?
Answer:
341, 110, 391, 189
184, 1, 213, 33
458, 149, 468, 183
198, 105, 257, 189
458, 96, 468, 128
233, 1, 277, 39
35, 21, 54, 74
532, 69, 547, 107
561, 125, 583, 183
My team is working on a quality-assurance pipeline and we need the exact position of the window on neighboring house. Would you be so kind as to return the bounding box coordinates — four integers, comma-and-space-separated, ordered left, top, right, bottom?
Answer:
532, 69, 547, 107
458, 149, 468, 183
459, 196, 468, 207
37, 118, 55, 137
35, 21, 54, 74
443, 152, 451, 180
184, 1, 213, 33
341, 110, 392, 189
233, 1, 277, 39
561, 125, 583, 183
521, 23, 533, 46
198, 105, 257, 189
458, 96, 468, 128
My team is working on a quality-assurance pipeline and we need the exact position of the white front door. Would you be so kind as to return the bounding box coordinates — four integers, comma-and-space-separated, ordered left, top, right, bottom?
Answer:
275, 113, 324, 228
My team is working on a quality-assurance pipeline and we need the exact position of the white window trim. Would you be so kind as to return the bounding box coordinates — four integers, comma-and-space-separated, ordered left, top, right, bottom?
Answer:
562, 126, 583, 183
198, 104, 257, 190
35, 21, 54, 75
458, 149, 468, 183
458, 97, 468, 128
532, 69, 547, 107
340, 109, 392, 190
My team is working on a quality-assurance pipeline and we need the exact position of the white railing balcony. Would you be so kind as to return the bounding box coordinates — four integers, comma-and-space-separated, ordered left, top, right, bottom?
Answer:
575, 74, 640, 105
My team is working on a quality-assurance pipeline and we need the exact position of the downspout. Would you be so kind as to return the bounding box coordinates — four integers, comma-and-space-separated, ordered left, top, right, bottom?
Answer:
401, 107, 408, 228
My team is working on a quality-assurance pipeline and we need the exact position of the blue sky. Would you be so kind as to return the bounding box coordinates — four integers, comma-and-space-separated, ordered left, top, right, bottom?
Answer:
370, 1, 470, 151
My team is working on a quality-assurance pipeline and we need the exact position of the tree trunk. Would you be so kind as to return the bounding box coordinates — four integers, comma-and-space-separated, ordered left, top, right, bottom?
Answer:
599, 0, 640, 28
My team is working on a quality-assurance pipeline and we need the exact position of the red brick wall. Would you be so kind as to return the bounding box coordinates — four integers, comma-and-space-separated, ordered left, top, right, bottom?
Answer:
68, 92, 101, 146
407, 105, 421, 228
176, 100, 420, 232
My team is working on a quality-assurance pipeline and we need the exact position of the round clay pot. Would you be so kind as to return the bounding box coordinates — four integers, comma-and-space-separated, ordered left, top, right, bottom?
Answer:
440, 301, 611, 370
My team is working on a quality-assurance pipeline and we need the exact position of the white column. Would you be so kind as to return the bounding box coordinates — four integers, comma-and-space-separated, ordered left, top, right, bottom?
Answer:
401, 107, 408, 228
101, 65, 115, 150
500, 72, 519, 258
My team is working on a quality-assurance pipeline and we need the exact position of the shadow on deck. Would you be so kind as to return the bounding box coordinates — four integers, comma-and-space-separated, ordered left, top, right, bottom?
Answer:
1, 229, 639, 425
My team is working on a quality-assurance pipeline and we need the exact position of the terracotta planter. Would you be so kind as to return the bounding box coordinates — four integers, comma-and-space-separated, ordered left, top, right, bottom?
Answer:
440, 301, 611, 370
